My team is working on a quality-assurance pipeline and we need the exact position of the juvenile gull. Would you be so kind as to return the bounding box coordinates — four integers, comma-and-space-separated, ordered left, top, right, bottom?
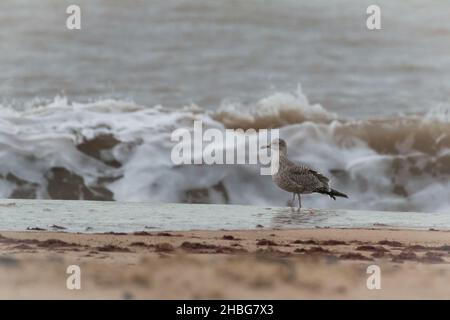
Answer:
262, 138, 348, 211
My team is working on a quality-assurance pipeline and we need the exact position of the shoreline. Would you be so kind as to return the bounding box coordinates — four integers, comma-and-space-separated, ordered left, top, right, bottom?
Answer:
1, 228, 449, 299
1, 200, 450, 232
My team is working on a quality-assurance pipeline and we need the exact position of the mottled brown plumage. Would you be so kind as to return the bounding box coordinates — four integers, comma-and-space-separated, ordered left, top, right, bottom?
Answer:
263, 139, 348, 211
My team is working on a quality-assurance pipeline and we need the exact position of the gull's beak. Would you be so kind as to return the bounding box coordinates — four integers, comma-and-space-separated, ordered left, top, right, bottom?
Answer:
260, 144, 270, 149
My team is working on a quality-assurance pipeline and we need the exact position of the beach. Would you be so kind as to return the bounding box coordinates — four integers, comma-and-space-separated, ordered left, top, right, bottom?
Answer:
1, 227, 449, 299
1, 0, 450, 301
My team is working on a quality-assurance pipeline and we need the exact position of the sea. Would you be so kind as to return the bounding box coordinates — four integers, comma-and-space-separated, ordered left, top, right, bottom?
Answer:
1, 0, 450, 215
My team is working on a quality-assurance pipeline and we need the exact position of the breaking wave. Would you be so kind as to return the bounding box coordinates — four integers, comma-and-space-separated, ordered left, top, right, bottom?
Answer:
1, 88, 450, 213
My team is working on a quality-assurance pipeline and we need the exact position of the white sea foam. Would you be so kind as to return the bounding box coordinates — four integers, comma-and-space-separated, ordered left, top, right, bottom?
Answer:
212, 86, 337, 129
424, 103, 450, 123
1, 87, 450, 213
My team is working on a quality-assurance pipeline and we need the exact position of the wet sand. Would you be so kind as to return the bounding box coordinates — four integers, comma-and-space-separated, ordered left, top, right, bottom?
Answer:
0, 228, 449, 299
2, 200, 450, 232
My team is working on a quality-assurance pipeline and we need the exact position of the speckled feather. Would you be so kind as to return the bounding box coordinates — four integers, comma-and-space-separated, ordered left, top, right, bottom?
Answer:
273, 155, 330, 194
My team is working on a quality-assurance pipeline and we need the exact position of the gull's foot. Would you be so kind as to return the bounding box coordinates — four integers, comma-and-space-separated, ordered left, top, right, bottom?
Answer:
287, 199, 296, 212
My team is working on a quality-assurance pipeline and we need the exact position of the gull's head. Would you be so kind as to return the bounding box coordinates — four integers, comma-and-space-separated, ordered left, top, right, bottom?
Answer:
261, 138, 287, 154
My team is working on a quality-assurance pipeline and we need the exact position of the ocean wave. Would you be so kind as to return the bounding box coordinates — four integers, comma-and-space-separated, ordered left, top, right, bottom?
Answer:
1, 89, 450, 213
212, 86, 337, 129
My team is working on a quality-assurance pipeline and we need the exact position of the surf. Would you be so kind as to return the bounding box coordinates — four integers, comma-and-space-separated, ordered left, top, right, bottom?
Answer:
1, 88, 450, 213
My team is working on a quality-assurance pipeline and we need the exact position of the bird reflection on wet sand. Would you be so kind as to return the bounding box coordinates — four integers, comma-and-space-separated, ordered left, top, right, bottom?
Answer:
255, 208, 338, 229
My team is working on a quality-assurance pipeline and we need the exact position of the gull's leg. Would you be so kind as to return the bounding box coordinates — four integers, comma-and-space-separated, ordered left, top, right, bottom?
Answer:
287, 193, 295, 208
297, 193, 302, 212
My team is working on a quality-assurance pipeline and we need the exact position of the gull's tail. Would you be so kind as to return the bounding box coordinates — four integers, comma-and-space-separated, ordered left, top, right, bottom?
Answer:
317, 188, 348, 200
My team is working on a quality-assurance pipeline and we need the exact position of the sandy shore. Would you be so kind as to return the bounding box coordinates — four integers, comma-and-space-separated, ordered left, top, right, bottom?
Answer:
0, 228, 449, 299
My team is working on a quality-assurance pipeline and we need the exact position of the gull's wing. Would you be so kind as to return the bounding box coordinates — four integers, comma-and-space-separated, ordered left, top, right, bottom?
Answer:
306, 168, 330, 185
285, 164, 330, 190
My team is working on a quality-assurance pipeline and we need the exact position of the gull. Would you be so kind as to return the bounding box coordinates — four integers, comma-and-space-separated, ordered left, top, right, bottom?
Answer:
262, 138, 348, 211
